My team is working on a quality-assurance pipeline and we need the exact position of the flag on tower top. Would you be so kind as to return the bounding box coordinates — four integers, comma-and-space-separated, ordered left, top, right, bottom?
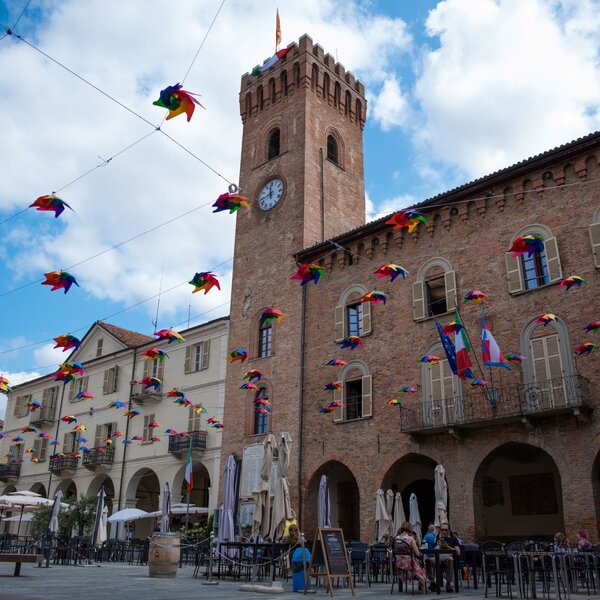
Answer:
276, 9, 281, 51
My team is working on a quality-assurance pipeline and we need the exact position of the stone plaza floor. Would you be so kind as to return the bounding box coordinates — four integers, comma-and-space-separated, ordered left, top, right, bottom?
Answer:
0, 562, 496, 600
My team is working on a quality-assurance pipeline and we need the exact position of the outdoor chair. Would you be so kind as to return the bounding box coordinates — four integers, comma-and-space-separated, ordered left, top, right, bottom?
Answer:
391, 538, 425, 595
565, 551, 597, 595
460, 543, 482, 589
483, 549, 515, 599
347, 541, 370, 587
370, 543, 391, 583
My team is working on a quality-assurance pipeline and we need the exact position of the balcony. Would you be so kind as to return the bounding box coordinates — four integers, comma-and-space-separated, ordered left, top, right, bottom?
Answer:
0, 463, 21, 482
30, 405, 57, 426
168, 431, 207, 456
48, 455, 79, 474
82, 446, 115, 470
130, 383, 162, 404
400, 374, 592, 436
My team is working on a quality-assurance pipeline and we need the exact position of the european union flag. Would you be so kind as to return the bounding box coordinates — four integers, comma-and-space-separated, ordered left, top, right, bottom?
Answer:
435, 320, 474, 379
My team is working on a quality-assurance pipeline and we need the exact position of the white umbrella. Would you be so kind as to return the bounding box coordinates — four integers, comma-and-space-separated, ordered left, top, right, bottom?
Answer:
386, 489, 395, 537
107, 508, 149, 523
252, 434, 275, 537
393, 492, 406, 536
0, 494, 55, 537
147, 506, 208, 518
434, 464, 448, 530
409, 493, 422, 540
49, 489, 63, 534
318, 475, 331, 528
218, 454, 237, 544
269, 431, 293, 540
375, 489, 391, 541
10, 491, 42, 497
160, 482, 171, 533
91, 488, 105, 547
3, 513, 34, 522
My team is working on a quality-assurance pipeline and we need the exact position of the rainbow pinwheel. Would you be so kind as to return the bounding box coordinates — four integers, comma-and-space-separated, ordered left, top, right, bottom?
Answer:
359, 291, 387, 305
124, 409, 140, 418
585, 321, 600, 333
53, 334, 81, 352
291, 263, 325, 286
189, 272, 221, 294
113, 431, 124, 438
75, 391, 94, 401
536, 313, 557, 326
154, 328, 185, 344
31, 458, 41, 463
243, 369, 263, 382
207, 417, 224, 429
558, 276, 586, 290
122, 439, 133, 445
42, 271, 79, 294
323, 381, 342, 392
37, 433, 51, 439
11, 436, 24, 442
324, 359, 348, 367
194, 404, 207, 415
49, 439, 60, 446
574, 343, 598, 355
419, 355, 440, 364
26, 400, 42, 411
338, 336, 363, 350
320, 405, 335, 414
21, 426, 36, 433
399, 386, 417, 393
240, 382, 259, 391
387, 398, 402, 406
165, 428, 178, 434
153, 83, 204, 121
108, 400, 124, 409
320, 400, 343, 414
57, 362, 85, 376
147, 421, 161, 428
138, 377, 162, 391
77, 437, 87, 444
142, 348, 169, 361
131, 435, 143, 441
104, 439, 113, 445
227, 348, 249, 363
508, 235, 544, 258
51, 370, 76, 384
29, 194, 73, 218
0, 376, 11, 394
73, 424, 86, 431
504, 353, 527, 363
61, 415, 77, 424
442, 321, 463, 335
386, 210, 428, 232
260, 307, 284, 326
150, 436, 161, 442
471, 379, 488, 387
212, 192, 250, 213
463, 290, 490, 304
374, 263, 408, 282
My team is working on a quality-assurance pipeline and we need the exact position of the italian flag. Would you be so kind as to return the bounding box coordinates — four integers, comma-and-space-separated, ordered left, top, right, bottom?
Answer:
455, 311, 473, 380
184, 443, 193, 495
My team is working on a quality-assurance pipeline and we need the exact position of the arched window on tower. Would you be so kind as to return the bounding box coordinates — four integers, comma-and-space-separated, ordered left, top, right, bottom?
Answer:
311, 64, 319, 91
293, 62, 300, 91
269, 78, 276, 105
257, 85, 264, 111
355, 98, 362, 124
327, 134, 339, 165
280, 70, 288, 97
267, 128, 280, 160
323, 73, 330, 102
345, 90, 352, 117
253, 387, 270, 434
334, 82, 341, 108
245, 92, 252, 118
258, 319, 273, 358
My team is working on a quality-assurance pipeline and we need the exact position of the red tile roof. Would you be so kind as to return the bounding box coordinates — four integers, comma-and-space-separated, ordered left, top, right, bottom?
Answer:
98, 322, 154, 347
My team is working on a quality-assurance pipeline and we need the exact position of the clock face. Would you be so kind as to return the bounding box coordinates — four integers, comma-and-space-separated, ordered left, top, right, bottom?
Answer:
258, 179, 284, 211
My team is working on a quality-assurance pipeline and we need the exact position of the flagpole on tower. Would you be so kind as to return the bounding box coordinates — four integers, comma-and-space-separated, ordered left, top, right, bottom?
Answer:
275, 8, 281, 53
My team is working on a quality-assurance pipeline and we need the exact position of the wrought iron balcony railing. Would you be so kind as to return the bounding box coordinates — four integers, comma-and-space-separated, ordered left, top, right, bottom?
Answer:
130, 383, 162, 404
48, 455, 80, 473
400, 374, 592, 434
82, 446, 115, 469
0, 463, 21, 481
168, 430, 207, 454
29, 405, 57, 425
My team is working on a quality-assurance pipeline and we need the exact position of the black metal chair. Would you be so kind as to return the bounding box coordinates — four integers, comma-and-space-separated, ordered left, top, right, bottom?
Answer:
483, 549, 515, 599
391, 538, 425, 595
347, 541, 370, 587
370, 543, 391, 583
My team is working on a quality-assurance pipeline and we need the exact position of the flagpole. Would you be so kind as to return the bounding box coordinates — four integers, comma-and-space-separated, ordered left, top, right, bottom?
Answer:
185, 435, 192, 536
481, 304, 496, 403
456, 306, 486, 379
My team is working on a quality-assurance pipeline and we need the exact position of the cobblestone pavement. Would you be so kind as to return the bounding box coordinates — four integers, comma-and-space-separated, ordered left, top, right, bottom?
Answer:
0, 562, 494, 600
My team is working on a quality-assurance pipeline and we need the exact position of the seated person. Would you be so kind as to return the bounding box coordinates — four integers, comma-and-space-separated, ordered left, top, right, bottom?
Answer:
425, 523, 460, 592
422, 524, 436, 550
393, 521, 426, 591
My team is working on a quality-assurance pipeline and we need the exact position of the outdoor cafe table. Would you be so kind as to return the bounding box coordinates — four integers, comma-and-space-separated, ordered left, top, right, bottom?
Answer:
216, 541, 277, 580
421, 547, 460, 595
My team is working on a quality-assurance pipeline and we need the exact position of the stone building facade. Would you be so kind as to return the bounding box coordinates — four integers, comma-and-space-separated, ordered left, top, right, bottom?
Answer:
222, 33, 600, 543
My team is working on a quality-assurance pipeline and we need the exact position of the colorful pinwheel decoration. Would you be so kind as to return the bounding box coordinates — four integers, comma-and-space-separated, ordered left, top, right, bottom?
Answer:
291, 263, 325, 286
131, 435, 143, 441
574, 343, 598, 355
324, 359, 348, 367
51, 369, 76, 384
359, 291, 387, 305
206, 417, 224, 429
73, 425, 86, 431
150, 436, 161, 442
21, 426, 36, 433
42, 271, 79, 294
147, 421, 161, 428
165, 428, 178, 435
374, 263, 408, 282
29, 194, 73, 218
212, 192, 250, 213
194, 404, 207, 415
254, 395, 272, 414
58, 362, 85, 376
419, 355, 440, 364
53, 334, 81, 352
338, 336, 363, 350
387, 398, 402, 406
321, 400, 343, 414
504, 353, 527, 364
243, 369, 263, 382
113, 431, 124, 438
153, 83, 204, 121
108, 400, 124, 409
323, 382, 342, 392
0, 376, 11, 394
189, 272, 221, 294
442, 322, 463, 335
464, 290, 490, 304
536, 313, 557, 327
558, 276, 586, 291
471, 379, 488, 388
11, 436, 24, 442
154, 328, 185, 344
142, 348, 169, 361
167, 388, 185, 400
584, 321, 599, 334
399, 386, 417, 393
260, 307, 283, 326
61, 415, 77, 424
227, 348, 249, 363
37, 433, 51, 439
75, 391, 94, 401
122, 439, 133, 445
386, 210, 428, 232
0, 433, 4, 439
240, 382, 259, 391
508, 235, 544, 257
138, 377, 162, 391
26, 400, 42, 412
49, 440, 60, 446
77, 437, 87, 444
124, 409, 140, 419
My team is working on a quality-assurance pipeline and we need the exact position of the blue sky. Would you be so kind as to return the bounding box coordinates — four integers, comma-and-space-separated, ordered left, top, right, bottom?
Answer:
1, 0, 600, 417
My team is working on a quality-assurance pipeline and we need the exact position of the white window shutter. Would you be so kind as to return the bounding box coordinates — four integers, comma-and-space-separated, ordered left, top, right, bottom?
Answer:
361, 374, 373, 418
361, 301, 372, 336
63, 433, 71, 453
202, 339, 210, 370
333, 386, 343, 422
444, 270, 457, 311
68, 381, 76, 403
588, 222, 600, 269
412, 281, 426, 321
94, 425, 102, 448
112, 366, 119, 392
103, 370, 109, 395
157, 361, 165, 383
40, 439, 48, 461
334, 305, 345, 342
505, 252, 524, 294
184, 346, 192, 373
544, 236, 562, 283
143, 359, 150, 378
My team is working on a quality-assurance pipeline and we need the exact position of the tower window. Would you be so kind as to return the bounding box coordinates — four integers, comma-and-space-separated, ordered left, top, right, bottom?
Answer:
426, 275, 447, 316
327, 134, 339, 164
311, 64, 319, 91
323, 73, 330, 102
521, 248, 550, 290
257, 85, 264, 111
258, 321, 272, 358
245, 92, 252, 118
253, 388, 269, 434
280, 70, 288, 97
355, 98, 362, 124
269, 78, 276, 105
334, 82, 341, 108
267, 128, 280, 160
293, 62, 300, 90
345, 91, 352, 117
345, 379, 363, 420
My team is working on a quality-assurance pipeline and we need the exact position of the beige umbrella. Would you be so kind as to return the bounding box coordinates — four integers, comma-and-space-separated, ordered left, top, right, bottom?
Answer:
375, 489, 391, 541
386, 489, 395, 537
269, 432, 293, 540
434, 464, 448, 530
251, 433, 276, 537
0, 493, 56, 537
393, 492, 406, 535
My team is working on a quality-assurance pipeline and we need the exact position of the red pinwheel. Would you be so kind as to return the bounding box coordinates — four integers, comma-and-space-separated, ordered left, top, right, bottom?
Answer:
584, 321, 600, 334
142, 348, 169, 361
42, 271, 79, 294
574, 343, 598, 355
374, 263, 408, 282
138, 377, 161, 391
189, 272, 221, 294
386, 210, 428, 232
260, 308, 284, 326
61, 415, 77, 424
291, 263, 325, 286
508, 235, 544, 257
29, 194, 73, 218
212, 192, 250, 214
154, 328, 184, 344
558, 276, 586, 291
338, 336, 362, 350
53, 334, 81, 352
324, 359, 348, 367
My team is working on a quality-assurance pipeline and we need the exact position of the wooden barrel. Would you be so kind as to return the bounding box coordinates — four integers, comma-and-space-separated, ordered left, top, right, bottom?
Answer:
148, 532, 180, 578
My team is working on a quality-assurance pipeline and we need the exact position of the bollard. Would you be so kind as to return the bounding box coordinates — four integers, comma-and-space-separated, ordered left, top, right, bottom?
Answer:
202, 532, 218, 586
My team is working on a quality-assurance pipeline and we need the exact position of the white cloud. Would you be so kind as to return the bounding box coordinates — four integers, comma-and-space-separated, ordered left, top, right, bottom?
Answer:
367, 193, 417, 222
414, 0, 600, 178
370, 77, 410, 130
0, 370, 42, 420
33, 344, 66, 370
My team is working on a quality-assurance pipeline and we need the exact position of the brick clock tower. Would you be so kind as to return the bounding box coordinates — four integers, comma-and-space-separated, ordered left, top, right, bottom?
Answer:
221, 34, 367, 529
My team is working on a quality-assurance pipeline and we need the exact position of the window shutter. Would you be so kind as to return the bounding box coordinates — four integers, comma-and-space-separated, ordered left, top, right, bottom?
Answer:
184, 346, 192, 373
112, 366, 119, 392
82, 376, 89, 393
13, 396, 22, 417
333, 386, 343, 422
40, 439, 48, 461
94, 425, 102, 448
444, 270, 457, 311
143, 359, 150, 378
68, 380, 76, 403
531, 338, 549, 383
361, 374, 373, 418
412, 281, 426, 321
334, 305, 345, 342
41, 388, 48, 407
157, 361, 165, 383
505, 252, 524, 294
546, 335, 564, 380
202, 339, 210, 370
143, 415, 150, 441
543, 236, 562, 283
361, 301, 372, 336
103, 369, 110, 395
589, 222, 600, 269
188, 406, 195, 432
63, 433, 71, 454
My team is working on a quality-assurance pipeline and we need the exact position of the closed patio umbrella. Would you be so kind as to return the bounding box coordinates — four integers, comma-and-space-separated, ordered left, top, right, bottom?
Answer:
252, 433, 275, 537
393, 492, 406, 536
49, 489, 63, 535
434, 464, 448, 530
160, 482, 171, 533
375, 488, 391, 541
219, 454, 237, 544
386, 489, 395, 537
269, 432, 293, 540
91, 488, 105, 547
409, 493, 422, 540
318, 475, 331, 528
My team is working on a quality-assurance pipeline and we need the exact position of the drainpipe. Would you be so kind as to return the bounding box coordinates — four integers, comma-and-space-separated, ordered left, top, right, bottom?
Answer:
319, 148, 325, 242
297, 283, 307, 525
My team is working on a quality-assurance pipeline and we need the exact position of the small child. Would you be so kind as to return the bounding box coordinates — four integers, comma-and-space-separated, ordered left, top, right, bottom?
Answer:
422, 524, 436, 549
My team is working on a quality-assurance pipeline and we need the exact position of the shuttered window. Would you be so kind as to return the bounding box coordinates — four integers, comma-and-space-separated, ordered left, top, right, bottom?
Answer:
33, 438, 48, 461
531, 334, 564, 383
143, 358, 164, 381
590, 221, 600, 269
13, 395, 30, 418
334, 374, 372, 422
184, 341, 211, 373
63, 432, 78, 454
9, 443, 24, 462
143, 413, 156, 442
413, 270, 457, 320
96, 338, 104, 357
94, 422, 117, 447
188, 406, 202, 432
69, 376, 89, 402
103, 366, 119, 395
346, 303, 363, 337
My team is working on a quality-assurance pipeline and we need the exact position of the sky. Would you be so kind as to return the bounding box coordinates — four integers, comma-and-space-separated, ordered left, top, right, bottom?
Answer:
1, 0, 600, 418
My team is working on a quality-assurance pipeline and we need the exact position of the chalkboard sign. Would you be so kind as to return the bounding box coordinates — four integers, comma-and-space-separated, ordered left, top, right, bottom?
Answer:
322, 529, 347, 575
306, 528, 354, 597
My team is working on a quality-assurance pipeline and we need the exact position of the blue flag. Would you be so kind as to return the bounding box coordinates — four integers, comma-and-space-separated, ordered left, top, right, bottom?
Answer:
435, 320, 474, 379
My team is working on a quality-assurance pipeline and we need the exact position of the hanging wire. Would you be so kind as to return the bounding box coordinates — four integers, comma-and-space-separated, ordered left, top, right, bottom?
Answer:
0, 0, 32, 42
